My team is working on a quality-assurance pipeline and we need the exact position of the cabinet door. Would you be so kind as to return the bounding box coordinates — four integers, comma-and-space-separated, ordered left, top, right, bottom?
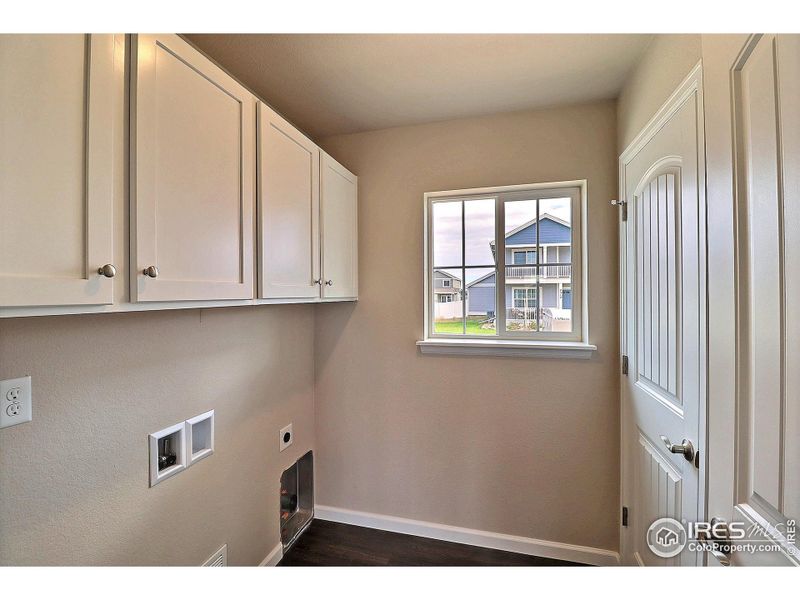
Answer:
0, 34, 115, 307
130, 34, 255, 302
257, 103, 320, 299
320, 152, 358, 299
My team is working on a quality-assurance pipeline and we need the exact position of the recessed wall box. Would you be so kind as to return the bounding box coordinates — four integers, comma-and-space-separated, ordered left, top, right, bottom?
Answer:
149, 422, 187, 487
186, 410, 215, 466
280, 450, 314, 550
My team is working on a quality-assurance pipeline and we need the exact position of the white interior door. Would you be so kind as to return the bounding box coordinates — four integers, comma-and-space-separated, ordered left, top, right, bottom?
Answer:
705, 34, 800, 567
130, 34, 254, 302
0, 34, 115, 307
320, 152, 358, 299
620, 66, 706, 566
257, 103, 320, 299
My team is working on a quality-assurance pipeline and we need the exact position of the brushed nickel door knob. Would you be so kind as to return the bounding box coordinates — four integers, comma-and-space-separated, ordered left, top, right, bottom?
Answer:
143, 265, 159, 278
660, 435, 695, 463
97, 264, 117, 278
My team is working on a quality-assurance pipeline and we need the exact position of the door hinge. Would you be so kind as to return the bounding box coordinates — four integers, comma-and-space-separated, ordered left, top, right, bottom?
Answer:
622, 506, 629, 527
621, 355, 629, 375
611, 199, 627, 221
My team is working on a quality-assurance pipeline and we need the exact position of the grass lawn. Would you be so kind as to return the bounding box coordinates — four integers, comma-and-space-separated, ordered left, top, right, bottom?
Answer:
434, 317, 495, 335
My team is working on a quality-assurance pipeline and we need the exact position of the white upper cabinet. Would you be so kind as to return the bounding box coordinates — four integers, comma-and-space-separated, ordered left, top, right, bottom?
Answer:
257, 103, 320, 299
0, 34, 116, 307
130, 34, 255, 302
320, 152, 358, 299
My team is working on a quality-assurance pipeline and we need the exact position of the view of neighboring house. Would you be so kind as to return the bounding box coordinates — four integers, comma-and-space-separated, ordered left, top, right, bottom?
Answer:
467, 213, 572, 328
433, 269, 462, 303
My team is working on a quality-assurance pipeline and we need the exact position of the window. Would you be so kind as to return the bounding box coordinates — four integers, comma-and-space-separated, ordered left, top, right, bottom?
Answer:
421, 181, 591, 354
512, 250, 537, 265
442, 280, 451, 287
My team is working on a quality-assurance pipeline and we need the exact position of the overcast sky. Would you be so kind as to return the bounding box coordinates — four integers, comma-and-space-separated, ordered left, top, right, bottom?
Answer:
433, 197, 570, 283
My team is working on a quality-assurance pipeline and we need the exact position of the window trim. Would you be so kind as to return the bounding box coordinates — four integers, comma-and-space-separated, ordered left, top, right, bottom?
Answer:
420, 180, 593, 356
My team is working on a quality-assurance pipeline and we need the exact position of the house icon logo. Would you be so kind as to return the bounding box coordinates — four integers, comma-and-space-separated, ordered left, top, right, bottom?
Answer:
647, 518, 687, 558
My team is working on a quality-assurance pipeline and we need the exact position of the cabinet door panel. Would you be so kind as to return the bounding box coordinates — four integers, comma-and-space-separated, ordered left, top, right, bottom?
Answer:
321, 152, 358, 299
258, 103, 320, 299
0, 34, 115, 307
131, 34, 254, 302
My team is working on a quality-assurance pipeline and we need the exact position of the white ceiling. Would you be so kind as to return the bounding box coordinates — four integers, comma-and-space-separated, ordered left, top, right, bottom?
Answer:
186, 34, 652, 139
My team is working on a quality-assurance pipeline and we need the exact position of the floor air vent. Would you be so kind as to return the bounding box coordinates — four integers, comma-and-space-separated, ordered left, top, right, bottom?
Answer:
280, 450, 314, 550
202, 544, 228, 566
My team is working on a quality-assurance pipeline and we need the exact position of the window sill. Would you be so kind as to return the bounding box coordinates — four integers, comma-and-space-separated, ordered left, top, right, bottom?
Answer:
416, 338, 596, 358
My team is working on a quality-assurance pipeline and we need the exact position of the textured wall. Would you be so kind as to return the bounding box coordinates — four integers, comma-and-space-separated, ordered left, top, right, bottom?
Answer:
315, 101, 620, 552
0, 306, 315, 565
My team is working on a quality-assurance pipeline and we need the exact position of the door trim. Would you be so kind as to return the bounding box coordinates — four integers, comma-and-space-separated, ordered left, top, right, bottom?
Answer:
618, 61, 708, 565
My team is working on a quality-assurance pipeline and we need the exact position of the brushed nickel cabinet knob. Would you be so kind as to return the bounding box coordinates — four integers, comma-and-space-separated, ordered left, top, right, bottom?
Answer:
325, 280, 333, 286
143, 265, 159, 278
97, 264, 116, 278
313, 279, 323, 285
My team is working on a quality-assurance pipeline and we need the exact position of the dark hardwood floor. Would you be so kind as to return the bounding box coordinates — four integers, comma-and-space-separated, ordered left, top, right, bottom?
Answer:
278, 519, 585, 566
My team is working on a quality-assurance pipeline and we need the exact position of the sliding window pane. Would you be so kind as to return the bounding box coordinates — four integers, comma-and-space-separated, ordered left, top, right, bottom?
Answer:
464, 267, 496, 336
464, 198, 496, 267
537, 197, 572, 332
432, 201, 462, 268
537, 196, 571, 258
507, 283, 538, 332
432, 268, 464, 334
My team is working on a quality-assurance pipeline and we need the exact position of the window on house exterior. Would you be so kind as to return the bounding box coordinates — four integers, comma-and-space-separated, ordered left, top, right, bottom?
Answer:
424, 181, 586, 344
442, 280, 451, 287
512, 250, 537, 265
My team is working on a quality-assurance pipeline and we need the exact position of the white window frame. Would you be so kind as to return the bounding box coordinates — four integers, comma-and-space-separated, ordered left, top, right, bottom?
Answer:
442, 279, 452, 287
418, 180, 594, 358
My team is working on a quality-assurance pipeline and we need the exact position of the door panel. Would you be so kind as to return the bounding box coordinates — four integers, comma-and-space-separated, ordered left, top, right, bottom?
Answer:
258, 103, 320, 299
320, 152, 358, 299
131, 34, 254, 302
636, 172, 680, 401
621, 66, 704, 566
729, 34, 799, 564
0, 34, 115, 306
705, 33, 800, 567
636, 435, 683, 566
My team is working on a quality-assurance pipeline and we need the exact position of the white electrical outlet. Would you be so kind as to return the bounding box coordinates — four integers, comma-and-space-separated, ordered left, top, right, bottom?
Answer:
279, 423, 293, 452
1, 376, 32, 429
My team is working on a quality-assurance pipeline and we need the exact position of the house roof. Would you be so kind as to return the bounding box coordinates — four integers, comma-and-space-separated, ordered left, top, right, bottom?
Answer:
503, 212, 570, 239
433, 269, 461, 282
466, 271, 496, 287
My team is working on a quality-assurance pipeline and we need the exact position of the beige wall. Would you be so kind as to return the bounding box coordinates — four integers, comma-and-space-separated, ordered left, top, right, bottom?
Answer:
315, 101, 620, 552
617, 34, 702, 151
0, 306, 315, 565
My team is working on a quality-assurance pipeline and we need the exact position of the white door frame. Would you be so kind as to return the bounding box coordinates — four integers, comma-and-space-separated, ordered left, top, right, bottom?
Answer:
618, 62, 708, 564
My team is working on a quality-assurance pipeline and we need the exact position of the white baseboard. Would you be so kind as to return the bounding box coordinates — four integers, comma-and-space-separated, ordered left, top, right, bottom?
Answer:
315, 505, 620, 566
259, 542, 283, 567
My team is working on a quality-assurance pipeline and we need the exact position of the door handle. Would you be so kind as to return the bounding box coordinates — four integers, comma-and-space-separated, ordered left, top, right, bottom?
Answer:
660, 435, 695, 463
697, 517, 732, 566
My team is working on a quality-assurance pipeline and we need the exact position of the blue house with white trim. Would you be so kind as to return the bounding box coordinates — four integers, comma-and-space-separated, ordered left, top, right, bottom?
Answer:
466, 213, 572, 318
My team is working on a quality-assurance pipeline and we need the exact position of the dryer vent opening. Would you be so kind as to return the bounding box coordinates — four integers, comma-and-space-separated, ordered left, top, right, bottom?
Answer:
280, 450, 313, 549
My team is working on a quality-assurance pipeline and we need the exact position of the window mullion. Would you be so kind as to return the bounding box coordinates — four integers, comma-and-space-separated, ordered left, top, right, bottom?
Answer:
496, 195, 506, 336
461, 200, 466, 336
535, 198, 541, 333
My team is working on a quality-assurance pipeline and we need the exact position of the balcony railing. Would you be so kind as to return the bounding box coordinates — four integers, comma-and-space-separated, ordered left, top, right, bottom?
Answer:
505, 265, 571, 279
